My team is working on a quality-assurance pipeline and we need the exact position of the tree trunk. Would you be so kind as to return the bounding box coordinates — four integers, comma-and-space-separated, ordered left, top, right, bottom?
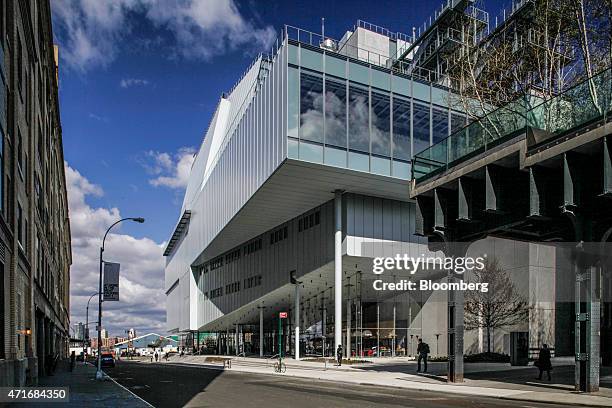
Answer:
487, 326, 491, 353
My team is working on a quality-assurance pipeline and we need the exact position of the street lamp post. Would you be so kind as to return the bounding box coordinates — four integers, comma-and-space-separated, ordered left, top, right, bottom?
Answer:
96, 217, 145, 380
85, 292, 99, 360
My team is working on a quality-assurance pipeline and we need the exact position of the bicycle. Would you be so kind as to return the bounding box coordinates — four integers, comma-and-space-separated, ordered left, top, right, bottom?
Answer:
273, 360, 286, 373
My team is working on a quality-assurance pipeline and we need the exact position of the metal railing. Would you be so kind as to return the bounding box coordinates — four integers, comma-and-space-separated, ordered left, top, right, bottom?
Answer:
412, 67, 612, 182
285, 24, 441, 83
355, 20, 412, 43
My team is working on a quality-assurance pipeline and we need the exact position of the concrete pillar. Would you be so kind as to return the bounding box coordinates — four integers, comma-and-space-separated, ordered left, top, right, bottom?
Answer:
346, 279, 351, 359
295, 284, 300, 360
226, 329, 230, 356
448, 273, 465, 382
321, 293, 327, 357
376, 302, 380, 357
392, 303, 396, 358
259, 307, 264, 357
334, 190, 343, 353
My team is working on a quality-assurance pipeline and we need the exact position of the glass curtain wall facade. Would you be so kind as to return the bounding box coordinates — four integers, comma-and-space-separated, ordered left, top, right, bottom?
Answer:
287, 41, 467, 180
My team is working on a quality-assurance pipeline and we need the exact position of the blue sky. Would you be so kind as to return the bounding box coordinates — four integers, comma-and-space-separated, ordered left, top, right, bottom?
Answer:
52, 0, 508, 337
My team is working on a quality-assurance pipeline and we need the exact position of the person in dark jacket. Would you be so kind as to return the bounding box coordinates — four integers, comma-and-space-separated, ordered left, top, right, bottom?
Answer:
336, 345, 343, 366
416, 338, 430, 373
536, 344, 552, 380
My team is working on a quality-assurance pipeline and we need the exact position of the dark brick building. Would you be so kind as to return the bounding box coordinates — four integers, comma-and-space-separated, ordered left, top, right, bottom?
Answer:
0, 1, 71, 386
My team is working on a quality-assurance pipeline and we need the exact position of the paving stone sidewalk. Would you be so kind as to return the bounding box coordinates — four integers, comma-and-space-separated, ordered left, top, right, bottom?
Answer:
6, 361, 151, 407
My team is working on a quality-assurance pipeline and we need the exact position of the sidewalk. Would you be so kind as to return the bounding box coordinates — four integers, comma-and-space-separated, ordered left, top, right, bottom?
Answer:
8, 361, 151, 407
159, 355, 612, 407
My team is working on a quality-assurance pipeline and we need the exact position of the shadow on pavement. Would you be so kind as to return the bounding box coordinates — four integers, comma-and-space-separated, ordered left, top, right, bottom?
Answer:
105, 360, 224, 408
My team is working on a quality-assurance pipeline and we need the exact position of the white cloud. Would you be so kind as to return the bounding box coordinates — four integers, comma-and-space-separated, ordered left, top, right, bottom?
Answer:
144, 147, 196, 189
119, 78, 150, 88
52, 0, 276, 71
66, 163, 166, 336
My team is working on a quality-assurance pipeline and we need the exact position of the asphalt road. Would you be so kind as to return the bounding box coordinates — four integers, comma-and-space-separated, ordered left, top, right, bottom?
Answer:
105, 360, 578, 408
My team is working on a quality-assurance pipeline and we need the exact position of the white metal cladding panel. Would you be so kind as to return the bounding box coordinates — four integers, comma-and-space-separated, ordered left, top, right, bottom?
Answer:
196, 201, 335, 327
165, 45, 288, 330
344, 193, 428, 258
194, 194, 424, 327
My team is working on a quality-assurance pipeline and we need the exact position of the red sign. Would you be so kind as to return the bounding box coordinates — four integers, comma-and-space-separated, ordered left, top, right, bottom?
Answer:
279, 312, 288, 319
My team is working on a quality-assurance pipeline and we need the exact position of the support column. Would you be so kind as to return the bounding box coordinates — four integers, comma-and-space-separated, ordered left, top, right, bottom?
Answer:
259, 306, 264, 357
295, 284, 300, 360
346, 278, 352, 359
392, 302, 396, 358
334, 190, 343, 353
226, 329, 230, 356
320, 293, 326, 357
376, 302, 380, 357
235, 324, 239, 356
448, 273, 465, 382
575, 260, 601, 392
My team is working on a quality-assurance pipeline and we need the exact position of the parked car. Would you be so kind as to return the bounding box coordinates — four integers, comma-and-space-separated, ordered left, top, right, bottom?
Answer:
100, 353, 115, 368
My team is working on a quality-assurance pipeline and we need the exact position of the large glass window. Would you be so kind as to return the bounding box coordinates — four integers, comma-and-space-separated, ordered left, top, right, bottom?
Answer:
325, 78, 346, 147
300, 71, 323, 143
413, 102, 430, 155
348, 84, 369, 152
432, 106, 449, 143
392, 97, 410, 160
371, 90, 390, 156
451, 111, 466, 134
288, 67, 299, 138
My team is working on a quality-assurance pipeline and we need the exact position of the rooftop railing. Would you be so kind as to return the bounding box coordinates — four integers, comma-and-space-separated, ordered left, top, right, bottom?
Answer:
285, 24, 442, 83
412, 67, 612, 182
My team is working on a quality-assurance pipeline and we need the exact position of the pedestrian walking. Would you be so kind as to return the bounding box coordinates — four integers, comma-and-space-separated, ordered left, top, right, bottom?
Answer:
155, 352, 159, 362
336, 344, 343, 366
535, 344, 552, 381
416, 338, 430, 373
150, 353, 153, 363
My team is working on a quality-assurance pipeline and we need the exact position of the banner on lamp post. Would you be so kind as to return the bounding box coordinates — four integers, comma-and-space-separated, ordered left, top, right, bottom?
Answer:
103, 262, 120, 301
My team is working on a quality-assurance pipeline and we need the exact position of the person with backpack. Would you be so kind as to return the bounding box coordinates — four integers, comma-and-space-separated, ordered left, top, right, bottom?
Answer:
416, 338, 430, 373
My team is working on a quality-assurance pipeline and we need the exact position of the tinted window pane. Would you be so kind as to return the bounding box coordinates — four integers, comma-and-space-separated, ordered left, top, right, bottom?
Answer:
288, 44, 298, 65
413, 102, 430, 155
451, 111, 466, 133
392, 97, 410, 160
324, 146, 347, 167
299, 140, 323, 163
432, 106, 448, 143
348, 151, 369, 172
348, 62, 369, 85
371, 68, 390, 90
431, 86, 447, 106
371, 156, 390, 176
413, 81, 430, 102
391, 74, 410, 96
325, 78, 346, 147
371, 90, 390, 156
392, 159, 411, 179
325, 54, 346, 78
288, 137, 298, 159
348, 84, 369, 152
301, 48, 322, 71
300, 72, 323, 143
288, 67, 299, 138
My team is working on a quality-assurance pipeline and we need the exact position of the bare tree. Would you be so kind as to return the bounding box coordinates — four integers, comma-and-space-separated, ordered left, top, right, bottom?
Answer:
446, 0, 611, 141
464, 258, 529, 354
